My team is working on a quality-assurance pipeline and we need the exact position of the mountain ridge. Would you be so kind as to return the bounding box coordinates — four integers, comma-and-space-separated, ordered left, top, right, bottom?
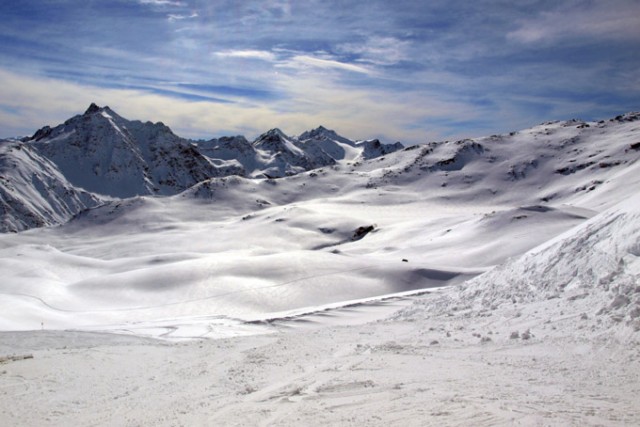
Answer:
1, 106, 639, 233
0, 104, 404, 232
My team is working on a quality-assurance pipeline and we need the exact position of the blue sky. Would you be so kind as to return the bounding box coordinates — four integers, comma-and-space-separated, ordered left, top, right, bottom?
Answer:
0, 0, 638, 143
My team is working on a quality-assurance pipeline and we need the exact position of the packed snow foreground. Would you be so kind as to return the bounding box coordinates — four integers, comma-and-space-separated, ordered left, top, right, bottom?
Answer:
1, 107, 639, 425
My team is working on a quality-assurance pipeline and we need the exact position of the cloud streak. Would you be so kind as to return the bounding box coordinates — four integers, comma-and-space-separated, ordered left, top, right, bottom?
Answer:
168, 12, 198, 21
214, 50, 277, 61
279, 55, 372, 75
139, 0, 185, 7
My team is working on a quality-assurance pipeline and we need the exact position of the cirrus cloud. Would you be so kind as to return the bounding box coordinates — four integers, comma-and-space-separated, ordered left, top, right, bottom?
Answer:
278, 55, 372, 75
214, 50, 278, 62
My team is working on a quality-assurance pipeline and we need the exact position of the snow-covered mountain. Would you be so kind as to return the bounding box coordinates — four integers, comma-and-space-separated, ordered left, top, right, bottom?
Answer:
355, 112, 640, 209
1, 104, 403, 232
250, 127, 335, 177
26, 104, 233, 198
193, 125, 393, 178
399, 189, 640, 337
0, 138, 103, 232
2, 107, 639, 237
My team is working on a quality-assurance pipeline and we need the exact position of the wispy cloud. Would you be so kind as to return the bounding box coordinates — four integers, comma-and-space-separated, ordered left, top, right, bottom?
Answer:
168, 12, 198, 22
338, 36, 411, 66
214, 50, 278, 62
279, 55, 372, 75
213, 49, 372, 75
139, 0, 185, 7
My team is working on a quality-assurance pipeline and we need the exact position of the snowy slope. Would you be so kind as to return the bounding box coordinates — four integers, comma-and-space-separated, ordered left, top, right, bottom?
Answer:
356, 112, 640, 209
2, 196, 640, 425
0, 138, 103, 232
0, 112, 639, 333
399, 190, 640, 339
2, 112, 640, 426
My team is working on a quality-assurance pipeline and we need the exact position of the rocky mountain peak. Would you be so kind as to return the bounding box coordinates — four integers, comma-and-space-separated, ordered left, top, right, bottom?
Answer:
84, 103, 103, 115
299, 125, 334, 140
253, 128, 294, 150
263, 128, 288, 139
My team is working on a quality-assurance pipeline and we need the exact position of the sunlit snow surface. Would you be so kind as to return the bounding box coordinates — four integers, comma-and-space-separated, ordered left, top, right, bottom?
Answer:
2, 114, 640, 426
1, 114, 640, 338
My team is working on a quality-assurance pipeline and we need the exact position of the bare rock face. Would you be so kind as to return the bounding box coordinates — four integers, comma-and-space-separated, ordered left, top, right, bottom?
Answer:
358, 139, 403, 160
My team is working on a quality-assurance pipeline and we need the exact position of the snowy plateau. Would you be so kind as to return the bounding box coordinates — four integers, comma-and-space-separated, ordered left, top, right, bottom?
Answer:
1, 105, 640, 426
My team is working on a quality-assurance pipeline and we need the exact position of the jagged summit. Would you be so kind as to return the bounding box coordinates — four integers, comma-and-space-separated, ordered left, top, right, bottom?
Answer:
299, 125, 332, 138
21, 105, 222, 199
299, 125, 357, 147
84, 103, 102, 115
253, 128, 299, 151
264, 128, 288, 137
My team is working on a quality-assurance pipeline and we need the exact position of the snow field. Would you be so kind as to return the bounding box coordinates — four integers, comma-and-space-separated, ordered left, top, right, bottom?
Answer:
1, 112, 640, 425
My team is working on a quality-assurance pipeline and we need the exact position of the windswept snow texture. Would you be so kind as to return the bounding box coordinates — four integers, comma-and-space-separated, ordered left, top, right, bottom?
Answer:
1, 111, 640, 425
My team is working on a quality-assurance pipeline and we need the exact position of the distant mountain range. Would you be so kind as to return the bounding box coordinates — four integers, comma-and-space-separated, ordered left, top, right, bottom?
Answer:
0, 104, 402, 232
1, 105, 639, 233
